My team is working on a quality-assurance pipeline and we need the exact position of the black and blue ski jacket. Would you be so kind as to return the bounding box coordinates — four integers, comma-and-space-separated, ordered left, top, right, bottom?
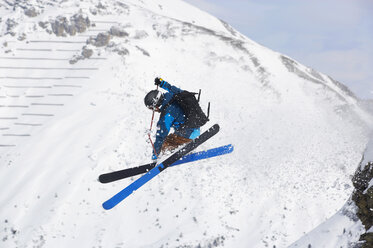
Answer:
153, 81, 200, 159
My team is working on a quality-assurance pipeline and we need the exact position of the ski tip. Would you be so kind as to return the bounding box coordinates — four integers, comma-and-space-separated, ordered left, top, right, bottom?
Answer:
102, 201, 114, 210
212, 123, 219, 131
228, 144, 234, 152
98, 175, 109, 184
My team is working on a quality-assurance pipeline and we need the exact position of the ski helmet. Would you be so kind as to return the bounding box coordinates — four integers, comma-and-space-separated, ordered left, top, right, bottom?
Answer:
144, 90, 163, 109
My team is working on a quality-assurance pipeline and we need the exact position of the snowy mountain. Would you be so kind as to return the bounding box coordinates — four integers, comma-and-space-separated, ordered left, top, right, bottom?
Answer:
0, 0, 372, 247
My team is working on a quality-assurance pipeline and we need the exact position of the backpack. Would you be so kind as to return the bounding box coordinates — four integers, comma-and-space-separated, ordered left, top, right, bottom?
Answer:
161, 91, 209, 129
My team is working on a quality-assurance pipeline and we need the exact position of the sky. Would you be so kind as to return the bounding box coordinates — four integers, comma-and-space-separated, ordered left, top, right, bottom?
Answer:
184, 0, 373, 100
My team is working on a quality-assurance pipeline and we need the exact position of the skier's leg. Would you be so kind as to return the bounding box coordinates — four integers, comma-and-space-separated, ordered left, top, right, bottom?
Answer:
161, 134, 191, 153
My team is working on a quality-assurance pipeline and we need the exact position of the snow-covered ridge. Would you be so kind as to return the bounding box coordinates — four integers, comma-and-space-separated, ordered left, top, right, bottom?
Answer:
1, 0, 373, 247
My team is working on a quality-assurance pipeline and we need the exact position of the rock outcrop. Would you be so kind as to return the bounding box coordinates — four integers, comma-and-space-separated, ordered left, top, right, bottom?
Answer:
50, 13, 90, 36
352, 138, 373, 247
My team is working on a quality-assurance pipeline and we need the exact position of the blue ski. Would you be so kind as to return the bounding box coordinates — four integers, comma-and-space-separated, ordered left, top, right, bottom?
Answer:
171, 144, 233, 166
99, 144, 233, 183
102, 124, 219, 210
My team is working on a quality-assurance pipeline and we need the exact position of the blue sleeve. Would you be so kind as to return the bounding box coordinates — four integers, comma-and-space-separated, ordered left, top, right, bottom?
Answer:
153, 112, 175, 157
159, 80, 183, 94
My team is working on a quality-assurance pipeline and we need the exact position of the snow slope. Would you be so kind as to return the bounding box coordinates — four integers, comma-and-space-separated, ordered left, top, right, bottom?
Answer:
291, 132, 373, 248
0, 0, 372, 247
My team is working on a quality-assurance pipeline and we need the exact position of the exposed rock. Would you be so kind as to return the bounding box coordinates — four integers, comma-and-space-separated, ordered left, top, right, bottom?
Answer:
109, 26, 128, 37
360, 233, 373, 248
307, 68, 324, 81
135, 46, 150, 56
328, 76, 357, 99
116, 2, 129, 10
90, 7, 98, 15
24, 7, 38, 17
81, 46, 93, 58
88, 32, 111, 47
17, 33, 26, 41
51, 16, 68, 36
352, 152, 373, 247
281, 55, 323, 85
97, 2, 106, 9
50, 14, 90, 37
112, 46, 129, 56
70, 14, 90, 33
220, 19, 238, 37
153, 22, 178, 39
38, 21, 49, 29
6, 18, 18, 36
281, 55, 348, 103
69, 57, 79, 65
352, 162, 373, 193
69, 46, 94, 64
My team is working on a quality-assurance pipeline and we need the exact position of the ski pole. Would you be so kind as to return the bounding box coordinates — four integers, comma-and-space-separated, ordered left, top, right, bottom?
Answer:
148, 85, 159, 157
148, 113, 157, 157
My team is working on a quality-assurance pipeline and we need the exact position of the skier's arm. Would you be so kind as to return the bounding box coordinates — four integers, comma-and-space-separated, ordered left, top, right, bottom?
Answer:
153, 113, 175, 159
156, 78, 183, 94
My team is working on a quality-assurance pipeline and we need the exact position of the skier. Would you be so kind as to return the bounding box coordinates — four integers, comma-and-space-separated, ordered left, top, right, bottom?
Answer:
144, 77, 209, 160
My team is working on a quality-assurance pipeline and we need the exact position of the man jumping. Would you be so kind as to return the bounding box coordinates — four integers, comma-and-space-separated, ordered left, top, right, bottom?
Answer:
144, 77, 209, 160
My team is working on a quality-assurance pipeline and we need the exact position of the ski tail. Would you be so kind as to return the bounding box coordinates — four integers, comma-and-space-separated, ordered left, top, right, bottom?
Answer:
99, 162, 156, 183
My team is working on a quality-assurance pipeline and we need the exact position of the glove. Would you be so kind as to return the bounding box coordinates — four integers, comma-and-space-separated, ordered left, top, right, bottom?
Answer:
154, 77, 163, 86
152, 154, 158, 161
